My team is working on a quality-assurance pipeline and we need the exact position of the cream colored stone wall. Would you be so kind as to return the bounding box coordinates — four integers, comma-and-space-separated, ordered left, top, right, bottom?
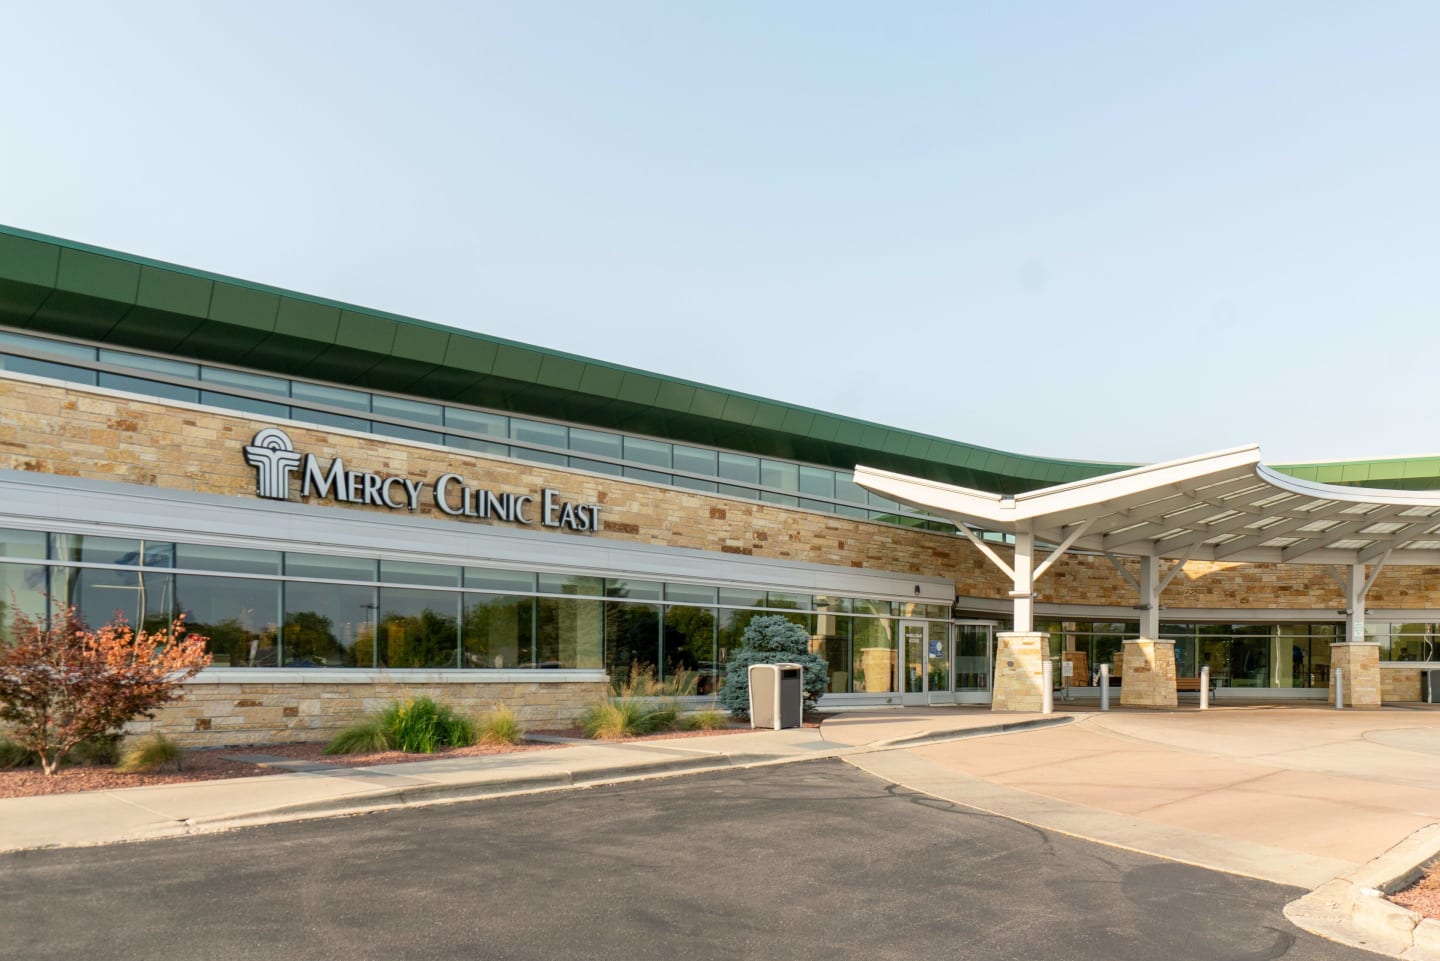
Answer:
1119, 639, 1178, 708
1329, 644, 1382, 709
990, 632, 1047, 712
10, 374, 1440, 614
127, 679, 610, 748
1381, 666, 1424, 702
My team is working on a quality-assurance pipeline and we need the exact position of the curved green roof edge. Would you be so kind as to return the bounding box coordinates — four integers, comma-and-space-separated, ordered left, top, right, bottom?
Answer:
0, 224, 1434, 494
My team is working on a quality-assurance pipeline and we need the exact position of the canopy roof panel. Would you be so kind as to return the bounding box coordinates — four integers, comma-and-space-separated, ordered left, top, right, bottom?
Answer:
856, 447, 1440, 566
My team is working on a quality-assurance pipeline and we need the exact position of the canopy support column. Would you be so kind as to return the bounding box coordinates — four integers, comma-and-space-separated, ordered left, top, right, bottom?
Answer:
1334, 555, 1390, 709
1121, 555, 1178, 707
1012, 531, 1035, 634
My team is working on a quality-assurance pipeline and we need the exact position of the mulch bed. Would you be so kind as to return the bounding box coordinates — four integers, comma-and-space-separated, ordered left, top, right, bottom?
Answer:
1391, 870, 1440, 920
0, 716, 819, 800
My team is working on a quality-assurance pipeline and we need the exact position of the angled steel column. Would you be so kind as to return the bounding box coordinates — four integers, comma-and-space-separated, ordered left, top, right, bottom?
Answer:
1011, 531, 1035, 633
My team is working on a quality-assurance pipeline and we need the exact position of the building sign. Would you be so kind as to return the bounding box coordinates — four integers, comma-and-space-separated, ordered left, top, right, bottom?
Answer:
243, 427, 602, 532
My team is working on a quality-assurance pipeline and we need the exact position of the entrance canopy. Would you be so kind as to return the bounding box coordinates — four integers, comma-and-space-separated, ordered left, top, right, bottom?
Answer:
856, 445, 1440, 567
855, 446, 1440, 638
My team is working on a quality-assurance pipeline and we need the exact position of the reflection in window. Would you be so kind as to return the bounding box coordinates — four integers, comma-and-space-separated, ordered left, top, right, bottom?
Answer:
175, 574, 279, 668
851, 617, 896, 693
605, 600, 661, 684
283, 581, 377, 667
379, 588, 460, 668
463, 594, 534, 668
665, 605, 718, 694
536, 595, 602, 669
0, 563, 48, 640
54, 566, 174, 634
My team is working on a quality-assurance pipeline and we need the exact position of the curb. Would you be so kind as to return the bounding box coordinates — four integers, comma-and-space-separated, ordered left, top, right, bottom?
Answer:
1286, 823, 1440, 960
863, 714, 1074, 750
0, 716, 1079, 851
196, 718, 1075, 832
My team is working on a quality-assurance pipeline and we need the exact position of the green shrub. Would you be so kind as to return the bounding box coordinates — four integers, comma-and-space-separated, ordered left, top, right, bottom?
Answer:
0, 737, 36, 769
325, 718, 392, 755
476, 705, 524, 746
680, 710, 729, 731
117, 734, 183, 773
326, 697, 476, 755
580, 697, 680, 739
719, 615, 829, 719
69, 734, 122, 766
381, 697, 475, 753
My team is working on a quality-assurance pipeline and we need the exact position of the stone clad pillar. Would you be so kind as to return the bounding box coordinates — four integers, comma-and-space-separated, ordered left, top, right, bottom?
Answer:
991, 632, 1049, 712
1330, 642, 1382, 708
1120, 639, 1177, 708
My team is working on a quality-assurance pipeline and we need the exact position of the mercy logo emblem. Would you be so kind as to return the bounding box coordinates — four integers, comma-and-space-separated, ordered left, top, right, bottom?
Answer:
244, 428, 303, 500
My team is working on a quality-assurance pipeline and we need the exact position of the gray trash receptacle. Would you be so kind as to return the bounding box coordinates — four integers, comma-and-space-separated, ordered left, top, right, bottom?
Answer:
749, 663, 804, 730
1427, 668, 1440, 704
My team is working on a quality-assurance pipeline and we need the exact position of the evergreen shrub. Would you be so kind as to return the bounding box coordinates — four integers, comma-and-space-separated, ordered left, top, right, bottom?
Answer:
719, 615, 829, 719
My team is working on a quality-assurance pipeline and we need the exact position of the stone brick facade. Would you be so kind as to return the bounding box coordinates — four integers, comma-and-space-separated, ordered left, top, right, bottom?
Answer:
1329, 643, 1382, 709
9, 373, 1440, 739
1381, 666, 1425, 703
991, 632, 1047, 711
127, 678, 610, 748
9, 374, 1440, 612
1119, 639, 1178, 708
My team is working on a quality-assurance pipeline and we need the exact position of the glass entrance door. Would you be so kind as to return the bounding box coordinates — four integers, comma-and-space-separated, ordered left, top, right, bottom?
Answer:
902, 620, 953, 705
954, 621, 996, 704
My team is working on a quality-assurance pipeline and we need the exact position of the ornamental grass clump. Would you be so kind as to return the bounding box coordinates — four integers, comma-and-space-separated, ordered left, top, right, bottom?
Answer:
324, 717, 391, 755
117, 734, 184, 773
476, 705, 524, 746
680, 709, 729, 731
325, 696, 477, 755
580, 697, 679, 740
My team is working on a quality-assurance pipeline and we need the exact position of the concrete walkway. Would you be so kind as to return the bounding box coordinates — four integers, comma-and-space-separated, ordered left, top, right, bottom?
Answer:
4, 704, 1439, 891
0, 710, 1059, 852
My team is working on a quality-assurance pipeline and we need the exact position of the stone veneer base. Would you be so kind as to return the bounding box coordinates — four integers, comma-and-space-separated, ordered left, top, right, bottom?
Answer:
991, 632, 1048, 712
1120, 639, 1177, 708
1330, 643, 1382, 709
129, 677, 611, 748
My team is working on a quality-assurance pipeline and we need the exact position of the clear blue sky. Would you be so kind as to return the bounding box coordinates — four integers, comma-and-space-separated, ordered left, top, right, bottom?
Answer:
4, 2, 1438, 465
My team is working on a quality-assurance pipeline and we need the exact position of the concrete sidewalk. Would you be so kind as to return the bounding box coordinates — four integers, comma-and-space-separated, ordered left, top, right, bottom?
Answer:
0, 708, 1059, 853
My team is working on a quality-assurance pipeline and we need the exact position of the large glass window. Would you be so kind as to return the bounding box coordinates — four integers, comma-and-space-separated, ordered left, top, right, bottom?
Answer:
283, 581, 377, 668
378, 588, 460, 668
536, 594, 603, 669
664, 605, 718, 693
852, 617, 896, 693
175, 574, 280, 668
463, 594, 534, 668
605, 600, 662, 685
0, 528, 48, 638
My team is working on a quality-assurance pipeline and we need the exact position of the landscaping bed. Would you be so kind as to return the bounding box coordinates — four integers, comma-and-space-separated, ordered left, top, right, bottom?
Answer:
0, 716, 818, 800
1392, 869, 1440, 921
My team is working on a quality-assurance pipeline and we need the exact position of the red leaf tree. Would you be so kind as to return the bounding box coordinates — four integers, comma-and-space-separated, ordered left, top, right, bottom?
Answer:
0, 608, 211, 775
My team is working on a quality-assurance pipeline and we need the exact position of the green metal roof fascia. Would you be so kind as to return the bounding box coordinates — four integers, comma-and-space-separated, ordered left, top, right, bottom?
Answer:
0, 223, 1130, 491
1271, 458, 1440, 492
